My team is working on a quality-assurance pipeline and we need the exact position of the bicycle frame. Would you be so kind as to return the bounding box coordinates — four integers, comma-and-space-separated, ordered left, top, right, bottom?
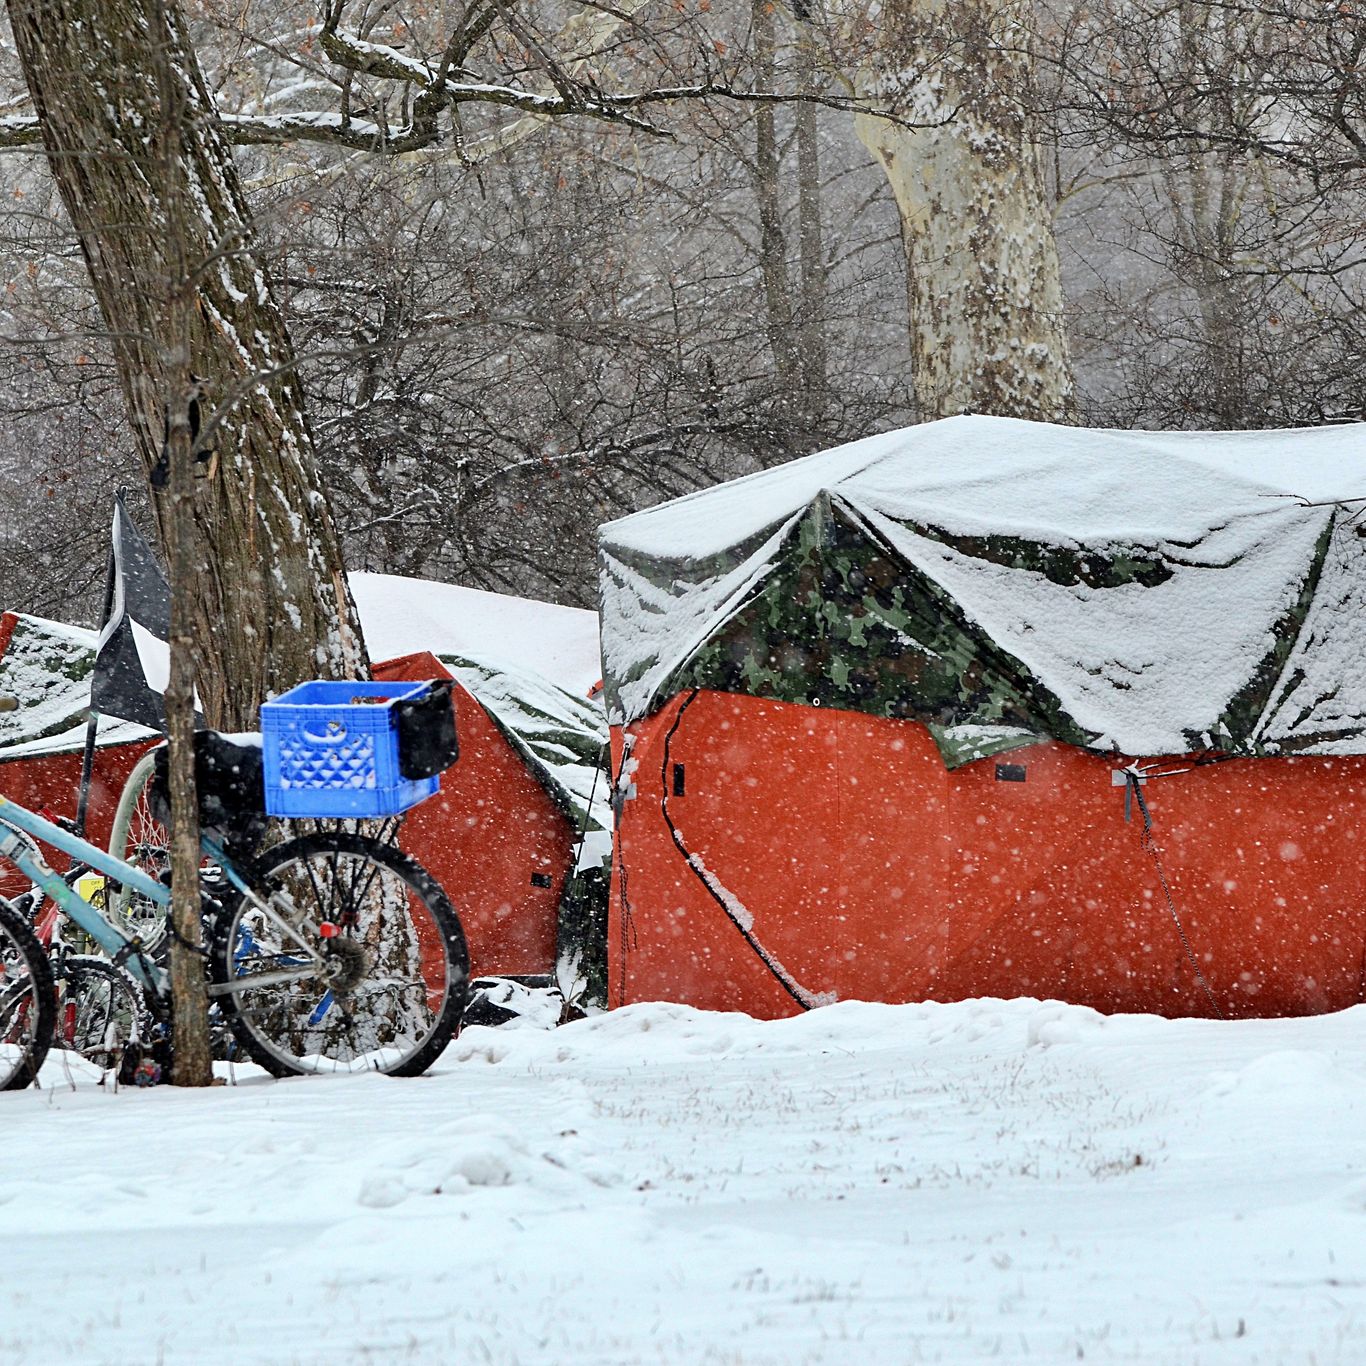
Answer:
0, 795, 171, 994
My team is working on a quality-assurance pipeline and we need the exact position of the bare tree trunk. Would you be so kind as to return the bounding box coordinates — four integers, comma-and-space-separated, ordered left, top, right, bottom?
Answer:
1157, 2, 1256, 427
855, 0, 1075, 421
752, 0, 803, 405
154, 4, 213, 1086
162, 366, 213, 1084
7, 0, 369, 729
793, 25, 829, 406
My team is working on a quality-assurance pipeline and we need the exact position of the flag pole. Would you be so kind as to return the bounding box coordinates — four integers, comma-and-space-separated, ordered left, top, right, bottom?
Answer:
75, 520, 119, 837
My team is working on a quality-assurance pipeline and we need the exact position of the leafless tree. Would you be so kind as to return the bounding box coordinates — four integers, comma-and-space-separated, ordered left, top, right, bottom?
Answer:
0, 0, 884, 710
1043, 0, 1366, 427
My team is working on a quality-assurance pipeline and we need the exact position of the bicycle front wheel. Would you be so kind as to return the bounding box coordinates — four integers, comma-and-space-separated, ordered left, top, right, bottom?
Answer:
209, 832, 469, 1077
0, 896, 55, 1090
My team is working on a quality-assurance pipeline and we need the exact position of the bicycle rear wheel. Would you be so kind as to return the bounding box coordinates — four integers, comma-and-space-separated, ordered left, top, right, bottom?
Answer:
209, 831, 468, 1077
0, 896, 55, 1090
54, 956, 149, 1071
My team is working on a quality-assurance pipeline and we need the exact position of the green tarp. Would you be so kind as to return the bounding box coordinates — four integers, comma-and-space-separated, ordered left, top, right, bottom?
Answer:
0, 614, 152, 757
599, 415, 1366, 764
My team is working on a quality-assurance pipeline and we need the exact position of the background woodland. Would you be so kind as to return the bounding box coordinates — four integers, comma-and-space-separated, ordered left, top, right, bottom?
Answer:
0, 0, 1360, 624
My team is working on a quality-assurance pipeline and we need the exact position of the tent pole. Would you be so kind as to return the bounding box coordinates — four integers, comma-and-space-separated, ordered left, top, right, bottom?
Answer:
75, 540, 118, 837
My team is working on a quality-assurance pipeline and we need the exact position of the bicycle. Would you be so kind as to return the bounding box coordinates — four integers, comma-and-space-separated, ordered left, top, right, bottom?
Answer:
3, 841, 151, 1068
0, 702, 470, 1089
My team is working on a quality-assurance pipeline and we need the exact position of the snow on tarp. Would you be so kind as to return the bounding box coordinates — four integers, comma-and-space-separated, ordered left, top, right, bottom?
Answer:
0, 614, 155, 759
599, 414, 1366, 763
436, 652, 609, 848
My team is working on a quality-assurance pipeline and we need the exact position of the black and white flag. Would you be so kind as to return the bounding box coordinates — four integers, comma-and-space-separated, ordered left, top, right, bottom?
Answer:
91, 496, 172, 731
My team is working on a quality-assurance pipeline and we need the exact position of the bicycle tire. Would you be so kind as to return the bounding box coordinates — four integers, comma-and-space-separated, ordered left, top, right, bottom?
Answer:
208, 831, 469, 1078
0, 895, 56, 1090
106, 750, 170, 955
55, 955, 150, 1071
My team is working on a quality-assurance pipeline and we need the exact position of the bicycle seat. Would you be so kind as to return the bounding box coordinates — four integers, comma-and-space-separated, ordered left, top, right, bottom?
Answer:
149, 731, 269, 857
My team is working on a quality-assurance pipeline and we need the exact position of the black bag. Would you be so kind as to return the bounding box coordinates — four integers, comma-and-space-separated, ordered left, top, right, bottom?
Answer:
395, 679, 459, 780
149, 731, 269, 857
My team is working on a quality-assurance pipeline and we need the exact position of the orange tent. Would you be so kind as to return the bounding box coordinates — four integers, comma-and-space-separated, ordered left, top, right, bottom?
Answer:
599, 417, 1366, 1020
374, 651, 570, 977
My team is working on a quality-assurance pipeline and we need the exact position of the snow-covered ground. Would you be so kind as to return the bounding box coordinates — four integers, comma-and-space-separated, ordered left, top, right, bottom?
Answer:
5, 997, 1365, 1364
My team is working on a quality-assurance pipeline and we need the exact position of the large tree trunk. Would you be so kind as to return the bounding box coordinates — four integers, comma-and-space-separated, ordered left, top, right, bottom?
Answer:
7, 0, 368, 728
855, 0, 1075, 422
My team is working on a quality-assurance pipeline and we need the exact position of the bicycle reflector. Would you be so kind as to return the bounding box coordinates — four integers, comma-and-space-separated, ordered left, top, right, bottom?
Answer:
75, 871, 106, 905
318, 922, 341, 939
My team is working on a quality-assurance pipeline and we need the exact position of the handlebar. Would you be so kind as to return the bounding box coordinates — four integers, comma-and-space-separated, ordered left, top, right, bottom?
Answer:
0, 696, 16, 712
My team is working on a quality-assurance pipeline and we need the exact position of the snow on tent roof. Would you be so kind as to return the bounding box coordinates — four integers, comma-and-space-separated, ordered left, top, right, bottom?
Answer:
351, 577, 608, 834
598, 414, 1366, 764
351, 573, 601, 700
0, 614, 154, 759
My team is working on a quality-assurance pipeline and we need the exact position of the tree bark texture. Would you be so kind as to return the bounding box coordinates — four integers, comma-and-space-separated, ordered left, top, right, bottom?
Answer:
7, 0, 368, 729
156, 9, 213, 1086
855, 0, 1075, 422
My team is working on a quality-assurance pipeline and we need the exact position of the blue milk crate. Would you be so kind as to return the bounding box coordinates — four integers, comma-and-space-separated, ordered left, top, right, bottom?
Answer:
261, 680, 440, 818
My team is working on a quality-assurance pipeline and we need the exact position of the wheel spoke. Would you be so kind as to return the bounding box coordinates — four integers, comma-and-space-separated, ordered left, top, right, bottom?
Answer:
54, 958, 149, 1070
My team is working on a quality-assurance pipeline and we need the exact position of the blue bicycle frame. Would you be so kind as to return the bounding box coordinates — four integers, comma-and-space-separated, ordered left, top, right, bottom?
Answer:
0, 792, 287, 1000
0, 795, 173, 993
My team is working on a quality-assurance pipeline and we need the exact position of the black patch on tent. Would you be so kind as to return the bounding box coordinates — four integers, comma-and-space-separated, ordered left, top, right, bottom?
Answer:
90, 496, 172, 731
995, 763, 1027, 783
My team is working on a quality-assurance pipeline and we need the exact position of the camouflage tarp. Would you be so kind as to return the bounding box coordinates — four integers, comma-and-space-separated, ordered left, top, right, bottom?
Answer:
598, 415, 1366, 765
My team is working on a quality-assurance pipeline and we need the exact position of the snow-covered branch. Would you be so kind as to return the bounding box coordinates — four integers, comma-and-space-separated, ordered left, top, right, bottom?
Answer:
216, 78, 889, 151
0, 112, 40, 146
